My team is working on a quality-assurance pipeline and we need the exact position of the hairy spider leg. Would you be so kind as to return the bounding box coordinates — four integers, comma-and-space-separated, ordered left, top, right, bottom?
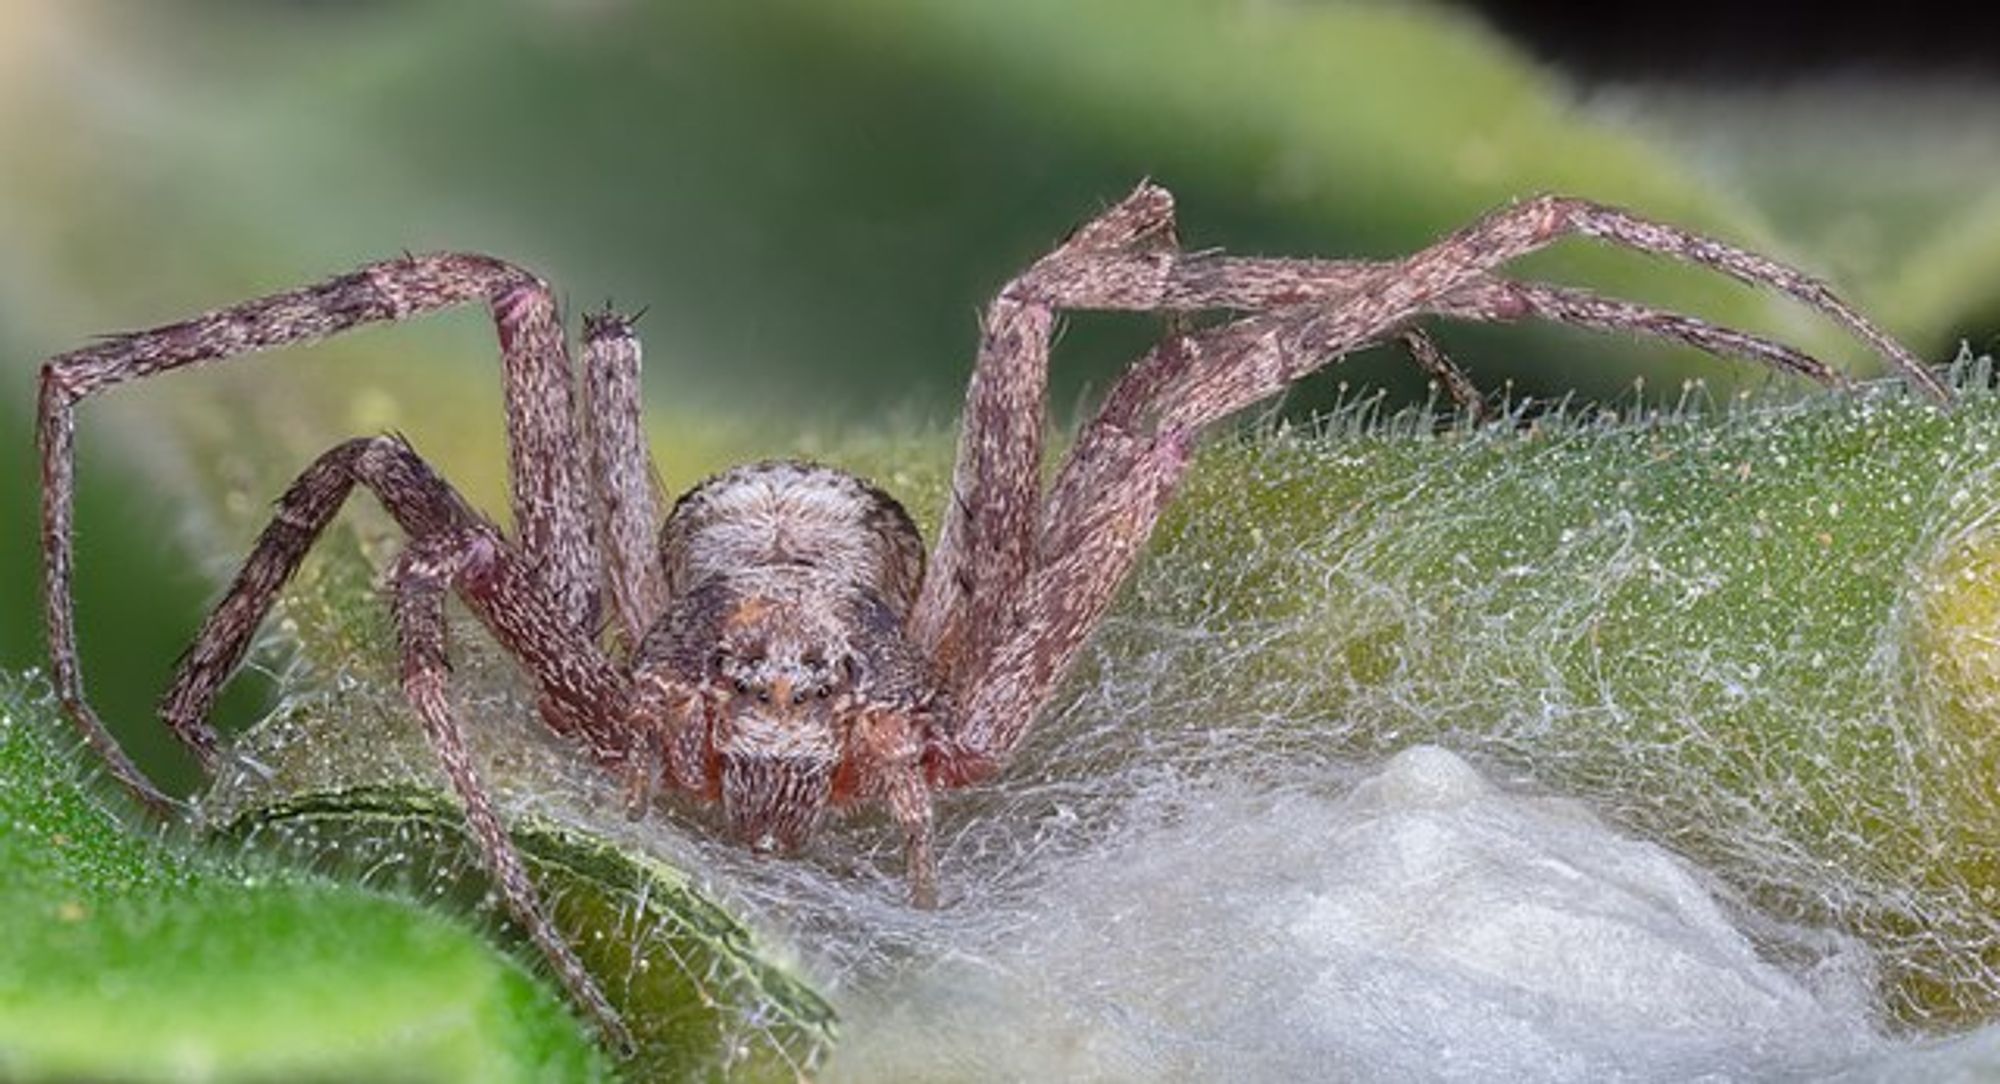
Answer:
394, 526, 633, 1054
915, 184, 1889, 711
1397, 327, 1486, 421
879, 727, 939, 905
580, 310, 667, 652
158, 434, 472, 765
39, 254, 606, 805
926, 182, 1949, 779
156, 434, 630, 1046
1095, 259, 1849, 394
908, 185, 1180, 688
1427, 279, 1850, 388
160, 435, 628, 759
1129, 192, 1951, 443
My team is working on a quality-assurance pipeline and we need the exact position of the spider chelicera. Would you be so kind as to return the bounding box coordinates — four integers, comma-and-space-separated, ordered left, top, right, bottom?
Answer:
37, 182, 1950, 1046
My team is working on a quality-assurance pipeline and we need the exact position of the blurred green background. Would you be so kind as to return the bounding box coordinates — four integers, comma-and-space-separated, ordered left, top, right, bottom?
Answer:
4, 0, 1999, 789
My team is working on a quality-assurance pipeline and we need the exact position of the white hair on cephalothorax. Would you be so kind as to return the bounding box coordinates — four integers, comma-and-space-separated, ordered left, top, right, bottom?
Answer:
660, 460, 925, 615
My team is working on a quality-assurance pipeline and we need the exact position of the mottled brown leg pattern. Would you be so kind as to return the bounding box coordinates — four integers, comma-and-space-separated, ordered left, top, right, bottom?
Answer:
926, 182, 1949, 779
127, 428, 632, 1043
1429, 279, 1847, 389
159, 435, 628, 766
884, 764, 938, 907
910, 184, 1181, 683
580, 310, 666, 653
394, 528, 632, 1053
39, 254, 599, 807
1398, 327, 1485, 421
932, 424, 1193, 783
159, 435, 480, 767
913, 186, 1908, 719
1130, 192, 1945, 437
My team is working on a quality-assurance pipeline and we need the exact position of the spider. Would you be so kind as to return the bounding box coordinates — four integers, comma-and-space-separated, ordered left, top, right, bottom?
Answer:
37, 182, 1950, 1049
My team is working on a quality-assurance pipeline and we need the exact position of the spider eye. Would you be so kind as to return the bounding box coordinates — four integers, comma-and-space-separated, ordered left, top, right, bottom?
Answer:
732, 678, 749, 695
817, 686, 830, 700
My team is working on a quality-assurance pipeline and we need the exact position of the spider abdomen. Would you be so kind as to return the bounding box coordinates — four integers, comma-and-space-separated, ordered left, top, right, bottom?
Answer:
658, 460, 925, 616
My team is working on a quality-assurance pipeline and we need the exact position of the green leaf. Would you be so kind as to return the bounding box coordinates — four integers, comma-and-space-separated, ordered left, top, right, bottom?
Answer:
0, 675, 609, 1083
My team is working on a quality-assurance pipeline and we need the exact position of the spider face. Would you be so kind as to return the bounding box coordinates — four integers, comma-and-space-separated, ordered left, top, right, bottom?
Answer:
631, 464, 939, 853
706, 579, 865, 851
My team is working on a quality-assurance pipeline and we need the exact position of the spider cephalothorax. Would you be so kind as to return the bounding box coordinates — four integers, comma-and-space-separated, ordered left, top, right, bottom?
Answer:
37, 182, 1950, 1045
